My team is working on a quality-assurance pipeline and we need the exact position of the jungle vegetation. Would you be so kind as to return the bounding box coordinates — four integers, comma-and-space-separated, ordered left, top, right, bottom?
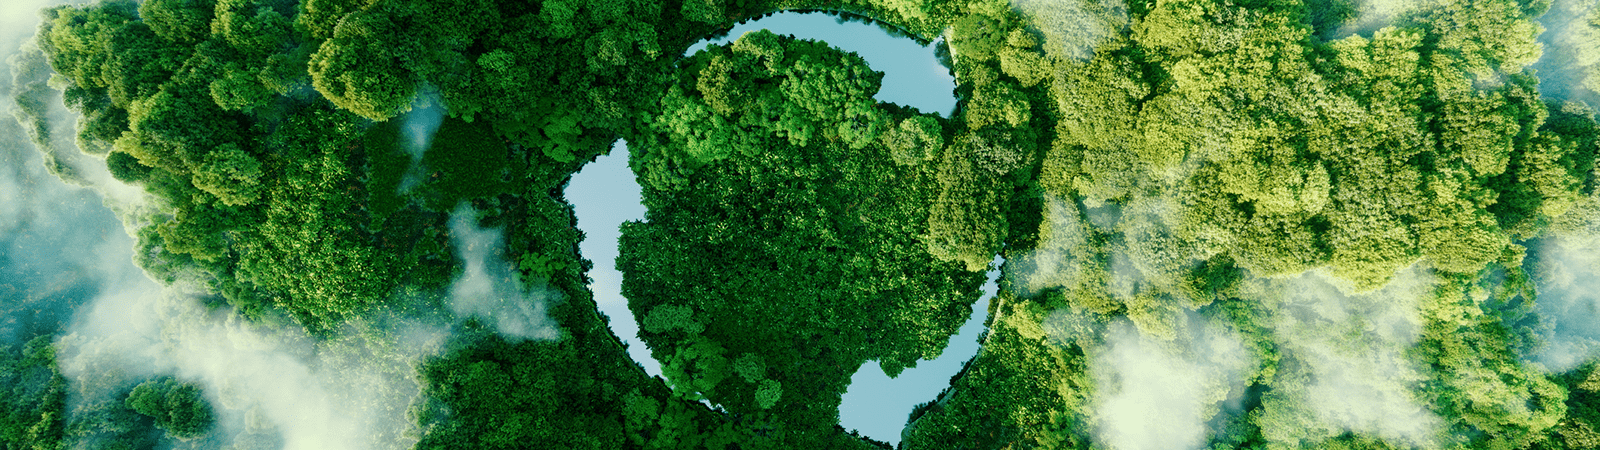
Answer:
5, 0, 1600, 448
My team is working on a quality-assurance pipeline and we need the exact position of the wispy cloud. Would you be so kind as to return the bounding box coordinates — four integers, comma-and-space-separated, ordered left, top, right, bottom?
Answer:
446, 204, 561, 341
1252, 266, 1442, 448
397, 91, 446, 191
1530, 0, 1600, 112
1090, 314, 1252, 450
1011, 0, 1128, 62
1529, 230, 1600, 372
54, 222, 449, 450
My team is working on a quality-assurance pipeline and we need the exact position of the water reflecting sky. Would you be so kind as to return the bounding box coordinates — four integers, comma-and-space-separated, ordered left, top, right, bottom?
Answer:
574, 12, 971, 445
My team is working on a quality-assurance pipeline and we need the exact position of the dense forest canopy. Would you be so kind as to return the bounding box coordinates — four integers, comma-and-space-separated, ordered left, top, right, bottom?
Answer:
4, 0, 1600, 448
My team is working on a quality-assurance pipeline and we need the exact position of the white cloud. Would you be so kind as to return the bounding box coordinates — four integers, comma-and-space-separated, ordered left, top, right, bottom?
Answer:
1530, 0, 1600, 105
1091, 314, 1251, 450
1008, 194, 1090, 297
1253, 266, 1443, 448
57, 229, 447, 450
1011, 0, 1128, 62
446, 204, 562, 341
1529, 234, 1600, 372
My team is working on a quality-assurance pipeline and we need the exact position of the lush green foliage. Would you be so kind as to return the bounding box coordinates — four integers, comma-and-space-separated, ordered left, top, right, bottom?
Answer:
123, 378, 213, 439
903, 0, 1600, 447
0, 336, 67, 449
0, 336, 216, 450
14, 0, 1600, 447
620, 30, 985, 446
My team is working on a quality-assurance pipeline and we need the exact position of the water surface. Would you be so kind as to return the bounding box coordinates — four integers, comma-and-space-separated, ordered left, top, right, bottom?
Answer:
573, 13, 969, 445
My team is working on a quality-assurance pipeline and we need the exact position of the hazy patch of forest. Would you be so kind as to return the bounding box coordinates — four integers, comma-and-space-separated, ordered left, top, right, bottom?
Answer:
4, 0, 1600, 448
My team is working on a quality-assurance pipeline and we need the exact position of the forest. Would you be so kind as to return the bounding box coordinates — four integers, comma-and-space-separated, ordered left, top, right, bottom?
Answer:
3, 0, 1600, 448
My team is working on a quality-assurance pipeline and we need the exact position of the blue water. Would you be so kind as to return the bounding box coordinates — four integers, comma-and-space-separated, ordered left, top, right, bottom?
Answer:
568, 142, 661, 378
840, 264, 997, 445
571, 12, 970, 445
686, 12, 957, 116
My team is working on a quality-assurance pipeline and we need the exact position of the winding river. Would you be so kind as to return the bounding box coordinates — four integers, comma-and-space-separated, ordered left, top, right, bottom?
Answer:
568, 12, 992, 445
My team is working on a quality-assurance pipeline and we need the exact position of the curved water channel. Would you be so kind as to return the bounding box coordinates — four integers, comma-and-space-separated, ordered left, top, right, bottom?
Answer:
568, 12, 996, 445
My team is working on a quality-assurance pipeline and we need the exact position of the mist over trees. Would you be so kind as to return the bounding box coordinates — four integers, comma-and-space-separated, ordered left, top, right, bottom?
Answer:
4, 0, 1600, 448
